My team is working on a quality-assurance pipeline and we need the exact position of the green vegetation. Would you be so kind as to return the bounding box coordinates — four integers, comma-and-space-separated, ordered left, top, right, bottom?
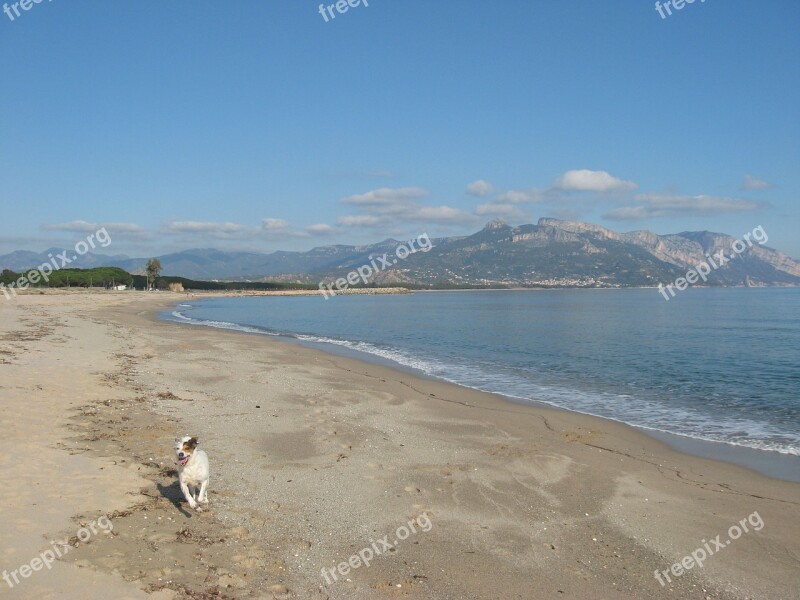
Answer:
1, 267, 317, 292
133, 274, 317, 292
1, 267, 133, 289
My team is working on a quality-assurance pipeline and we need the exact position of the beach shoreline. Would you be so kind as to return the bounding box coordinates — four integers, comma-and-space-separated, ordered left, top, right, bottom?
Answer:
162, 293, 800, 483
1, 291, 798, 599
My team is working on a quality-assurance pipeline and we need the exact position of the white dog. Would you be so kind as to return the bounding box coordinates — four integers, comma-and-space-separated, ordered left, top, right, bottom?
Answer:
174, 436, 209, 511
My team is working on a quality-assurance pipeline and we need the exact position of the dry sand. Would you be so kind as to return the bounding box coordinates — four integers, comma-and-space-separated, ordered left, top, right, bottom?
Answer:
0, 291, 798, 600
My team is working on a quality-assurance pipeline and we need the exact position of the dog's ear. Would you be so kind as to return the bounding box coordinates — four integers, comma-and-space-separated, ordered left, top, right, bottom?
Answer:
188, 437, 199, 448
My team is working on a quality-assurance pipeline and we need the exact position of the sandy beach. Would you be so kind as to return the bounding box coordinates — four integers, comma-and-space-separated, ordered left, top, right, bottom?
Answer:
1, 291, 798, 600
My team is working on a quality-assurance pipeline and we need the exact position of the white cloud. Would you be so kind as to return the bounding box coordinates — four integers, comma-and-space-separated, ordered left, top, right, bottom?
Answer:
42, 220, 100, 233
604, 193, 761, 220
474, 168, 636, 221
480, 169, 634, 215
466, 179, 493, 197
495, 188, 547, 204
475, 202, 527, 219
338, 186, 477, 229
162, 219, 314, 242
337, 215, 381, 227
262, 218, 289, 231
741, 174, 771, 190
474, 188, 546, 219
344, 187, 428, 206
554, 169, 637, 192
416, 206, 475, 223
305, 223, 335, 235
105, 222, 146, 234
41, 221, 150, 242
167, 221, 249, 234
42, 220, 145, 234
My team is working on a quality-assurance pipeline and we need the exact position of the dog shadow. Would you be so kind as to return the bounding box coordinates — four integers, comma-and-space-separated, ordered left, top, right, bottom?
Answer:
156, 481, 193, 518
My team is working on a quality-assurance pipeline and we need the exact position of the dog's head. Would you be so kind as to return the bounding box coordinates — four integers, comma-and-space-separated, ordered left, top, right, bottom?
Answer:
175, 435, 199, 466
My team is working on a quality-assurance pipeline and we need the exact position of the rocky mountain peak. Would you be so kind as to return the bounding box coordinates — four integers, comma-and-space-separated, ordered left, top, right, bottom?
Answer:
484, 218, 507, 230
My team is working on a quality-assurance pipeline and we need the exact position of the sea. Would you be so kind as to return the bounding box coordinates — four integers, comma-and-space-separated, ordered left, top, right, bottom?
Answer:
163, 288, 800, 480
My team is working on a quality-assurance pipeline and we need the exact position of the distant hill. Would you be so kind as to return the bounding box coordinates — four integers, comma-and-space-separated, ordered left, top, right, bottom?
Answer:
375, 218, 800, 288
0, 248, 133, 272
2, 219, 799, 288
0, 239, 432, 281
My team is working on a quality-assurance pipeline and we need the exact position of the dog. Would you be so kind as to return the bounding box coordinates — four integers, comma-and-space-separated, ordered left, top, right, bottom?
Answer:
174, 436, 210, 511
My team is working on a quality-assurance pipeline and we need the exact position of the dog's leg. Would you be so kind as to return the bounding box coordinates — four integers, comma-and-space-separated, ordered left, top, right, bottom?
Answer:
180, 480, 197, 509
198, 479, 209, 504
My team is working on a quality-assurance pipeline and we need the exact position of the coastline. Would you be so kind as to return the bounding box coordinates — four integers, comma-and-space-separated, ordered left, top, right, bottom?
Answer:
1, 291, 798, 599
164, 293, 800, 483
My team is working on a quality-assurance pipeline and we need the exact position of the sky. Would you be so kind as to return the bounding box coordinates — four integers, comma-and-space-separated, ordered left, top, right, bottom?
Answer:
1, 0, 798, 259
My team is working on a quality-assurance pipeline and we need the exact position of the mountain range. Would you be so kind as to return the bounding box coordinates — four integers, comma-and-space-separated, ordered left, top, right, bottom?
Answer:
2, 219, 799, 288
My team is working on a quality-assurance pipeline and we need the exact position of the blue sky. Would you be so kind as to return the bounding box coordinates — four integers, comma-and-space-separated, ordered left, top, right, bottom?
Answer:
1, 0, 798, 258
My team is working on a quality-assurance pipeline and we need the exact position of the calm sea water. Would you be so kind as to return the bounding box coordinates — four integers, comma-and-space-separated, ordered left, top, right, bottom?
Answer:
164, 288, 800, 458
